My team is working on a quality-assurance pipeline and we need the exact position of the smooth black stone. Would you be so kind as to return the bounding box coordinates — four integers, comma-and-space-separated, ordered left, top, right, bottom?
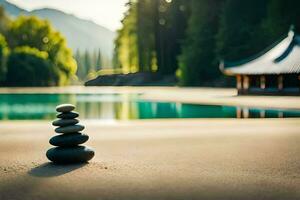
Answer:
56, 104, 75, 113
56, 112, 79, 119
50, 133, 89, 147
55, 125, 85, 134
52, 119, 79, 127
46, 146, 95, 164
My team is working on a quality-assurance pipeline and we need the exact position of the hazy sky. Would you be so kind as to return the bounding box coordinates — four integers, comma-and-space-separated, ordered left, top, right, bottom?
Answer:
8, 0, 128, 31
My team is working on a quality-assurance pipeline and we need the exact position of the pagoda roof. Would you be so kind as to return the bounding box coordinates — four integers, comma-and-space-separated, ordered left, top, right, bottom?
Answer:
221, 30, 300, 76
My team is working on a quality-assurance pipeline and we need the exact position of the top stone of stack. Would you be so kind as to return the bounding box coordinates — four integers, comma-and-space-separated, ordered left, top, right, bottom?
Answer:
56, 104, 75, 113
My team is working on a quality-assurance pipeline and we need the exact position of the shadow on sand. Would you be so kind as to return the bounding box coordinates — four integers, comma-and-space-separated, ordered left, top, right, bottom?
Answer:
28, 162, 87, 178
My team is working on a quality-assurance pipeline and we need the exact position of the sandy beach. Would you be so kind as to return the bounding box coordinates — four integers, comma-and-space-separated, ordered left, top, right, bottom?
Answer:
1, 87, 300, 199
0, 119, 300, 200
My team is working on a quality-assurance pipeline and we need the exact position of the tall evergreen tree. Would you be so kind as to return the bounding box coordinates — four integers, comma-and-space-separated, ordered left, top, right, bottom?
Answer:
136, 0, 157, 72
179, 0, 224, 86
262, 0, 300, 44
84, 49, 92, 76
115, 0, 189, 75
154, 0, 189, 76
75, 49, 85, 80
95, 48, 102, 71
114, 0, 300, 87
0, 33, 8, 84
216, 0, 268, 61
114, 1, 139, 73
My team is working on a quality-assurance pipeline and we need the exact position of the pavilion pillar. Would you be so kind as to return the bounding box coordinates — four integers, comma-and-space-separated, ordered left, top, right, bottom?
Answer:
260, 76, 266, 89
236, 75, 245, 94
278, 75, 283, 91
243, 75, 249, 95
237, 75, 242, 94
237, 75, 242, 89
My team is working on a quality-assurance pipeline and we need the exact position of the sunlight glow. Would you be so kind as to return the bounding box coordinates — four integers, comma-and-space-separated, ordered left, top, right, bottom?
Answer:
7, 0, 128, 31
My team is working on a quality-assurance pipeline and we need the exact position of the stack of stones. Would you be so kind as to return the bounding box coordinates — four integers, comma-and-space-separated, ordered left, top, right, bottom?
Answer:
46, 104, 95, 164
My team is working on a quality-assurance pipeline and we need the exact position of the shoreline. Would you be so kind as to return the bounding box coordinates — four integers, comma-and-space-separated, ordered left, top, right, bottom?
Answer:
0, 86, 299, 110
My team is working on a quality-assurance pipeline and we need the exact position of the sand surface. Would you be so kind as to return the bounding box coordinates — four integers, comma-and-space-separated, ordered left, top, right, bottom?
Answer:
0, 119, 300, 200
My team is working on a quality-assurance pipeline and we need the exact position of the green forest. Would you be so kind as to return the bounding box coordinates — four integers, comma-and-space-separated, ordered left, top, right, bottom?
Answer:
0, 0, 300, 87
0, 5, 110, 86
0, 7, 77, 86
114, 0, 300, 86
75, 49, 103, 81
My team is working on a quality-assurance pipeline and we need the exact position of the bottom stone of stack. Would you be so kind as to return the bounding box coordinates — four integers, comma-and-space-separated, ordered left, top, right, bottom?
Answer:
46, 146, 95, 164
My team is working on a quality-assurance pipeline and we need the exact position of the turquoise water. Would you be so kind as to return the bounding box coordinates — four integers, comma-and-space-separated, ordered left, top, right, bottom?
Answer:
0, 94, 300, 120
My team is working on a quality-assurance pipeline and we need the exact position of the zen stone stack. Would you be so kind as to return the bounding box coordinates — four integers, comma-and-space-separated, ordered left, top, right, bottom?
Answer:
46, 104, 95, 164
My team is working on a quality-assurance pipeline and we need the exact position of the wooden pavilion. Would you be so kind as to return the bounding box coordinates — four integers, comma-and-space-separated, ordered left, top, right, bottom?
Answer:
220, 29, 300, 96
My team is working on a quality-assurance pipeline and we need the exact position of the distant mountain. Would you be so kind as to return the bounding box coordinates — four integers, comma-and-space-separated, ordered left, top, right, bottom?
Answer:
0, 0, 26, 16
0, 0, 115, 59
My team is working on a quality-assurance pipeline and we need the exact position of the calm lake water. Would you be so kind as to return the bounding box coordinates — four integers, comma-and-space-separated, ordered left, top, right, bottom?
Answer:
0, 94, 300, 120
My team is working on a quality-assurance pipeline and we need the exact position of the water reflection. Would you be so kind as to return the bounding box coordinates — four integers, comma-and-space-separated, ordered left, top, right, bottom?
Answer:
236, 107, 300, 118
0, 94, 300, 120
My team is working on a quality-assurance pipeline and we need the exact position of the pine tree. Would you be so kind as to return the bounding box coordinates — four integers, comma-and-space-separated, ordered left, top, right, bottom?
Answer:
136, 0, 157, 72
216, 0, 268, 61
155, 0, 189, 76
75, 49, 82, 79
95, 49, 102, 71
0, 34, 8, 84
114, 1, 139, 73
178, 0, 224, 86
84, 50, 92, 76
262, 0, 300, 44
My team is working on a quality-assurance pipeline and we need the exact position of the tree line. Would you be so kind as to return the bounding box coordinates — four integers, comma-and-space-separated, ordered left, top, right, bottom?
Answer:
0, 7, 78, 86
114, 0, 300, 86
0, 7, 109, 86
75, 49, 104, 81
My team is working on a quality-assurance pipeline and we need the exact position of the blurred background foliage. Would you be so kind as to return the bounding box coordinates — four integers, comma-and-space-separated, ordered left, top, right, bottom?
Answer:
0, 8, 77, 86
75, 48, 103, 81
6, 46, 53, 86
0, 0, 300, 87
114, 0, 300, 86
